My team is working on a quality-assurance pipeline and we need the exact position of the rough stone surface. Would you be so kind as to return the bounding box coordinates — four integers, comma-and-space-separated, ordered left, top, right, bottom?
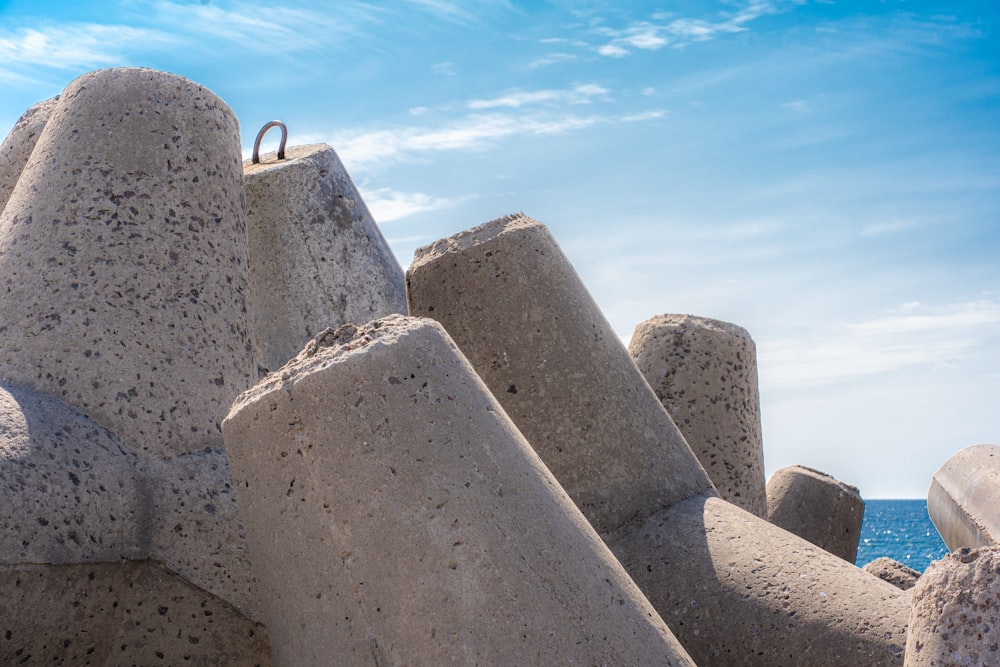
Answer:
0, 561, 273, 666
407, 213, 716, 537
407, 214, 907, 666
0, 382, 145, 565
142, 448, 262, 622
905, 546, 1000, 666
614, 495, 909, 666
0, 67, 257, 458
864, 557, 921, 591
0, 96, 58, 213
768, 464, 865, 563
244, 144, 407, 373
629, 313, 767, 518
223, 315, 696, 667
927, 443, 1000, 551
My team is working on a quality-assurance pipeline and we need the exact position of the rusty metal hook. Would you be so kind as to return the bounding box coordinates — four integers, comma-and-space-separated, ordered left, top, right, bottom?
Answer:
252, 120, 287, 164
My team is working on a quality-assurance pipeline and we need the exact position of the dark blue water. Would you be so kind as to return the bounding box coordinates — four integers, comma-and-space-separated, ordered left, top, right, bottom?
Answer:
856, 499, 949, 573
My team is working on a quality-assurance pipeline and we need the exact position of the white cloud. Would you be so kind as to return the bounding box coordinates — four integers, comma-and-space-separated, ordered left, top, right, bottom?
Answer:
330, 107, 662, 169
758, 300, 1000, 389
597, 44, 630, 58
529, 52, 577, 68
467, 83, 609, 109
0, 24, 174, 70
361, 187, 468, 222
433, 61, 456, 76
781, 99, 809, 112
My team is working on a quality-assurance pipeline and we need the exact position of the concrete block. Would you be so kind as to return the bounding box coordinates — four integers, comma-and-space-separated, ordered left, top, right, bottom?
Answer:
863, 557, 921, 591
767, 465, 865, 563
244, 143, 407, 373
905, 546, 1000, 666
614, 495, 908, 665
0, 96, 57, 213
0, 383, 145, 566
0, 561, 273, 666
0, 67, 256, 458
142, 448, 262, 622
629, 313, 767, 517
927, 443, 1000, 550
406, 214, 716, 537
406, 213, 910, 666
222, 315, 695, 667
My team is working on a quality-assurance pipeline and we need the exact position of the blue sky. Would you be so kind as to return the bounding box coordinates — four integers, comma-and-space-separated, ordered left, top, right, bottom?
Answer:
2, 0, 998, 498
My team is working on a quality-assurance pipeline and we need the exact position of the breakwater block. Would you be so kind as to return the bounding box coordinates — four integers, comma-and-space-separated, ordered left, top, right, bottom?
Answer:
222, 315, 696, 666
905, 546, 1000, 666
406, 213, 909, 666
863, 557, 921, 591
0, 67, 256, 457
629, 313, 767, 518
767, 464, 865, 563
244, 143, 407, 373
927, 443, 1000, 550
0, 96, 57, 213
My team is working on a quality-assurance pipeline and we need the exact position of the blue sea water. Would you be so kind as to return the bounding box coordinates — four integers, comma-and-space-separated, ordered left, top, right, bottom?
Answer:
855, 499, 949, 573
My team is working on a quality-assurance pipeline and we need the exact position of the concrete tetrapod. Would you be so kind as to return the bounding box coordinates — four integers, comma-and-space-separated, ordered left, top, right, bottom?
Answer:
0, 67, 256, 457
406, 213, 910, 666
0, 68, 269, 662
222, 315, 696, 667
0, 96, 57, 214
905, 546, 1000, 666
767, 465, 866, 563
927, 443, 1000, 551
629, 314, 767, 518
244, 144, 407, 373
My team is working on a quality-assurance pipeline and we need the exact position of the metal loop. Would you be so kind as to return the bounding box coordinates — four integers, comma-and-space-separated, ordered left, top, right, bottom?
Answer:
252, 120, 287, 164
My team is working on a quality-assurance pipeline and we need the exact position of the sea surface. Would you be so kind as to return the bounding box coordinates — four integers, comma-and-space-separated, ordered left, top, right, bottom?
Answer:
855, 499, 949, 573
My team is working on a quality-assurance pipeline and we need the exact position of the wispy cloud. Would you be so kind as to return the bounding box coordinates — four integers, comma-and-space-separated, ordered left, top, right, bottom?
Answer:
329, 107, 663, 169
594, 1, 781, 57
528, 52, 577, 68
758, 300, 1000, 389
361, 186, 469, 222
467, 83, 609, 109
0, 23, 174, 71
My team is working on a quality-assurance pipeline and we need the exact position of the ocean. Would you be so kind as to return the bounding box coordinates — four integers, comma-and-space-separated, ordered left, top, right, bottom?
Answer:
855, 499, 949, 573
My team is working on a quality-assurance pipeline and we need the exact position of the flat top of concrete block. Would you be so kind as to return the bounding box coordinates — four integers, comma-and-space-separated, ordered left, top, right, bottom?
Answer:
772, 464, 861, 497
410, 212, 538, 269
636, 313, 752, 340
226, 315, 428, 415
243, 143, 334, 175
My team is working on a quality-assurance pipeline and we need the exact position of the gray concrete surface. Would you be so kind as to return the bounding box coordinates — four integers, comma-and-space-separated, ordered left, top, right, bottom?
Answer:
0, 67, 256, 458
244, 144, 407, 373
0, 96, 57, 214
629, 313, 767, 517
767, 464, 866, 563
905, 546, 1000, 666
407, 213, 716, 538
406, 213, 910, 666
223, 315, 696, 667
0, 560, 273, 666
863, 557, 921, 591
927, 443, 1000, 551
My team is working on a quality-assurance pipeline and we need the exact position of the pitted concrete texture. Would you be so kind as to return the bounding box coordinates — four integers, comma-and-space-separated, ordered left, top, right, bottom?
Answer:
614, 495, 909, 666
629, 313, 767, 518
0, 96, 58, 213
864, 557, 921, 591
223, 315, 696, 667
0, 67, 256, 457
244, 144, 407, 373
0, 561, 273, 666
927, 443, 1000, 551
142, 448, 262, 622
0, 383, 146, 566
768, 465, 865, 563
407, 215, 906, 666
905, 546, 1000, 666
406, 213, 716, 537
